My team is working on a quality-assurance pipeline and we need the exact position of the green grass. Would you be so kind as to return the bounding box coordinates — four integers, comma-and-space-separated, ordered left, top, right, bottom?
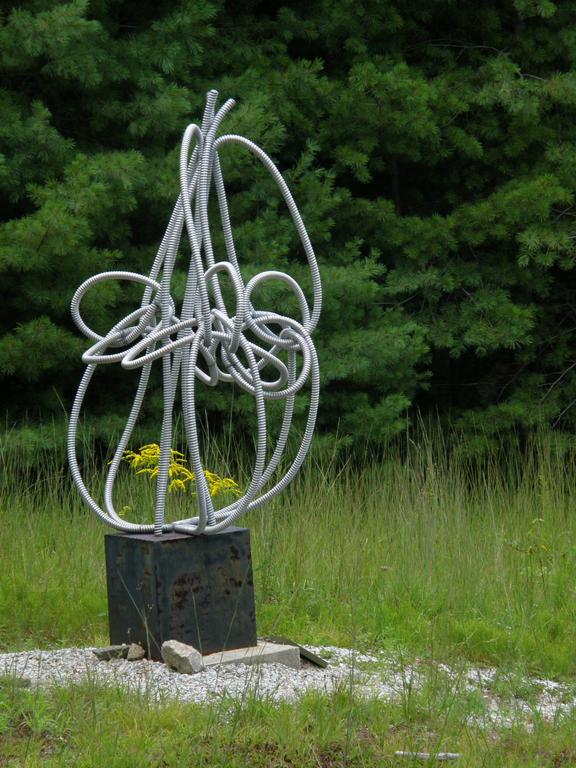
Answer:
1, 429, 576, 676
1, 673, 576, 767
2, 427, 576, 764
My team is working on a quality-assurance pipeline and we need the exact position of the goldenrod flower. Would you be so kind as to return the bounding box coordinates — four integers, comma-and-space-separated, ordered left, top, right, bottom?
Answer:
121, 444, 241, 498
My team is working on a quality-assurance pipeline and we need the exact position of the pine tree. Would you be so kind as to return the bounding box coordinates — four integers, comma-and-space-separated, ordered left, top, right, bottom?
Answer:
3, 0, 576, 455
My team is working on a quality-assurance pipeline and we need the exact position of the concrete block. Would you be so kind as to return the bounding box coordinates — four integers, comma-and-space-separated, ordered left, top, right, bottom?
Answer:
203, 640, 301, 670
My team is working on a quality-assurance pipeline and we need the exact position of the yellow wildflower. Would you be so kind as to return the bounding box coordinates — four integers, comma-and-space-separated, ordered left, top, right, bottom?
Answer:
121, 444, 241, 498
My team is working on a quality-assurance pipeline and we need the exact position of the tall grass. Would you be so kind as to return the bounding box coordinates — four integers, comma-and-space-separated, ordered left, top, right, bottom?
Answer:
4, 675, 576, 766
1, 425, 576, 677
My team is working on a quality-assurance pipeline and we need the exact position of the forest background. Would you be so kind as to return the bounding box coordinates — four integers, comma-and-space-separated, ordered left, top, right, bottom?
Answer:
2, 0, 575, 458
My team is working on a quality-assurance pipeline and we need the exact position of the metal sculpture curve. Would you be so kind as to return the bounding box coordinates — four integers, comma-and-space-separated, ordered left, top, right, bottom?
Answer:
67, 90, 321, 535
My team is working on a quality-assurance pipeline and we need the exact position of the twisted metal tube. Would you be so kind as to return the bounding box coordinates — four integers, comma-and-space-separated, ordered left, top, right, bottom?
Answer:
67, 90, 322, 535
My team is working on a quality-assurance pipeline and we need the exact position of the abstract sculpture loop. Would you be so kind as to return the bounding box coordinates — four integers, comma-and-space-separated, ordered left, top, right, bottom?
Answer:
67, 90, 322, 536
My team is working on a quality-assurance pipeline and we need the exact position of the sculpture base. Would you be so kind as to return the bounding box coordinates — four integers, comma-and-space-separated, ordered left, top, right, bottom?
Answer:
104, 527, 257, 660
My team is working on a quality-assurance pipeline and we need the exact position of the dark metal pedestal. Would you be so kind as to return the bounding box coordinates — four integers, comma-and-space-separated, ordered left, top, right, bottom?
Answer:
104, 527, 257, 660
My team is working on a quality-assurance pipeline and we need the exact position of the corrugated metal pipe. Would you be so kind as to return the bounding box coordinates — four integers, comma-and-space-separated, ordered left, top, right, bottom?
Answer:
67, 90, 321, 535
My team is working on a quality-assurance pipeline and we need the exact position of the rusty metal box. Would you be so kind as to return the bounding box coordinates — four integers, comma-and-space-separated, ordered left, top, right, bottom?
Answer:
104, 528, 257, 659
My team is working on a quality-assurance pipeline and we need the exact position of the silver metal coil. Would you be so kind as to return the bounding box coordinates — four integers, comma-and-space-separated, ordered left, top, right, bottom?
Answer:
67, 90, 322, 535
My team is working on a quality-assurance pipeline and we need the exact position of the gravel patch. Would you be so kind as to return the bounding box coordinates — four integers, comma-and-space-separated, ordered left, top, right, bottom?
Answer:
0, 646, 380, 706
0, 645, 574, 727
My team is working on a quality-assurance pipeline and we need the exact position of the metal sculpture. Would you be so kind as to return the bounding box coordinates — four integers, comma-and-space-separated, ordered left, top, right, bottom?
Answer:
67, 90, 321, 536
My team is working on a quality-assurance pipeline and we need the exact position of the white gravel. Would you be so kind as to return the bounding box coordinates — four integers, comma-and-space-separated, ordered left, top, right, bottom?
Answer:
0, 645, 380, 706
0, 645, 575, 728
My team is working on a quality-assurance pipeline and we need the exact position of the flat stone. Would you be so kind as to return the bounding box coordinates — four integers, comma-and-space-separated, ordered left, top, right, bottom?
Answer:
261, 636, 329, 668
203, 641, 301, 670
92, 645, 129, 661
161, 640, 203, 674
126, 643, 145, 661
